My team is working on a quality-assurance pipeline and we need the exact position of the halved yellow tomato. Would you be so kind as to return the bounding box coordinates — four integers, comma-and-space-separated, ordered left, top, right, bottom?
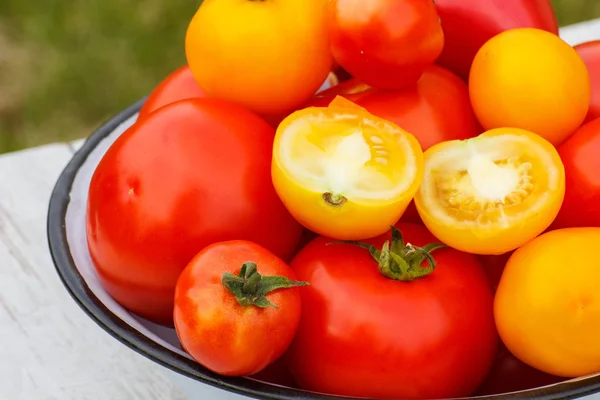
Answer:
414, 127, 565, 255
271, 96, 424, 240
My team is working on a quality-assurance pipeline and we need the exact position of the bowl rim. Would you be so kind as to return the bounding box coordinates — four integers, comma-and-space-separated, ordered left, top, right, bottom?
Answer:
46, 98, 600, 400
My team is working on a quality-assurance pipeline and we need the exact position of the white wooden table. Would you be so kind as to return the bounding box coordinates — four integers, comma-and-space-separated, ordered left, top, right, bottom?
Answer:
0, 20, 599, 400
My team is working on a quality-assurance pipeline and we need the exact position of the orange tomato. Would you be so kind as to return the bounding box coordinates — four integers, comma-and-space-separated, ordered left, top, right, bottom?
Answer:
414, 127, 565, 255
185, 0, 333, 117
271, 97, 424, 240
494, 228, 600, 377
469, 28, 590, 146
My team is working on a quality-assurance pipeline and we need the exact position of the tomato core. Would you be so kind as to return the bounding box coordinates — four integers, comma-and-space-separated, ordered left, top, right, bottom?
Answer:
281, 110, 418, 204
426, 136, 547, 225
415, 128, 565, 255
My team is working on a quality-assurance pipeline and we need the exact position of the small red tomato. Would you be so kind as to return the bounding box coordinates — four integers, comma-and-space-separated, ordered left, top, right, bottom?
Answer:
174, 240, 307, 376
286, 223, 498, 399
87, 98, 304, 325
575, 40, 600, 123
138, 65, 206, 117
308, 65, 482, 151
475, 343, 565, 395
553, 118, 600, 229
434, 0, 559, 80
327, 0, 444, 90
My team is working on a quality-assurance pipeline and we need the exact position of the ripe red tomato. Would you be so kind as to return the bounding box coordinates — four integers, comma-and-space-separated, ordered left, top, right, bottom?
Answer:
327, 0, 444, 90
285, 223, 498, 399
475, 343, 565, 395
86, 99, 304, 325
575, 40, 600, 124
174, 240, 307, 376
553, 118, 600, 229
138, 65, 206, 117
308, 65, 482, 151
434, 0, 559, 80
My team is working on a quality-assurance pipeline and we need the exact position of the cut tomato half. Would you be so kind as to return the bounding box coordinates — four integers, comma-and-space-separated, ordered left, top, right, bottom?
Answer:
271, 96, 424, 240
414, 127, 565, 255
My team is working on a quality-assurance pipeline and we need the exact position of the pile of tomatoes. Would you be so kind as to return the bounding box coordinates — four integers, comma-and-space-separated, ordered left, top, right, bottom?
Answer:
84, 0, 600, 399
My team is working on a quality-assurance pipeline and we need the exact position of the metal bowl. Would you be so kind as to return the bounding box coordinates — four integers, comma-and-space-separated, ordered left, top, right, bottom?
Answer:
47, 98, 600, 400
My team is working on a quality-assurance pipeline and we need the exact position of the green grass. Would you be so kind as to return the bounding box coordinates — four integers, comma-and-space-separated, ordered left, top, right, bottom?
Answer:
0, 0, 598, 154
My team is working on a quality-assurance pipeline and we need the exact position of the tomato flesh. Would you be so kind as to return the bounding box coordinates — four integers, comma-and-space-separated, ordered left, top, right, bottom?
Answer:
272, 97, 424, 240
415, 127, 565, 255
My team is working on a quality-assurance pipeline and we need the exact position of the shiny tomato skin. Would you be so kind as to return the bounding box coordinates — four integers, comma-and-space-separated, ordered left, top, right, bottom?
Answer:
494, 227, 600, 377
435, 0, 559, 80
86, 99, 303, 325
174, 241, 303, 376
138, 65, 206, 117
328, 0, 444, 90
553, 118, 600, 229
186, 0, 332, 117
286, 223, 498, 399
475, 343, 565, 396
575, 40, 600, 123
307, 65, 482, 151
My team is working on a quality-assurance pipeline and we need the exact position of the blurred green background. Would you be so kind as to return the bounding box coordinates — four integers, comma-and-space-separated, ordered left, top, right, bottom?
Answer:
0, 0, 598, 154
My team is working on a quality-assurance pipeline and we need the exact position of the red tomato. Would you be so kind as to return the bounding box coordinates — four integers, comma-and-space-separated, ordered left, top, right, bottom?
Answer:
575, 40, 600, 124
475, 343, 565, 395
553, 118, 600, 229
285, 223, 498, 399
86, 99, 304, 325
138, 65, 206, 117
174, 240, 307, 376
308, 65, 482, 151
327, 0, 444, 90
434, 0, 559, 80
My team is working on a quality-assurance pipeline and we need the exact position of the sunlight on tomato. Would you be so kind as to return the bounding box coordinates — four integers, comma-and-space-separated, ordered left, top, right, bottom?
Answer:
469, 28, 590, 146
185, 0, 332, 117
272, 97, 424, 240
414, 127, 565, 255
495, 228, 600, 378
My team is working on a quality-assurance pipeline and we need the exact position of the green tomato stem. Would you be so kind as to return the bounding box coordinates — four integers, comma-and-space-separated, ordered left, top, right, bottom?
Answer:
222, 261, 309, 309
330, 226, 447, 281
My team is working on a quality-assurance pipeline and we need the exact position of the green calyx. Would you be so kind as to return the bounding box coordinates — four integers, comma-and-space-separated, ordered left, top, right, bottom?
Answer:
222, 261, 309, 309
331, 226, 447, 282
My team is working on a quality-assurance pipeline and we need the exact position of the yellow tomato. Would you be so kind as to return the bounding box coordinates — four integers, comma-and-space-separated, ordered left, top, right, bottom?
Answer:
271, 97, 424, 240
414, 127, 565, 255
494, 227, 600, 377
469, 28, 590, 146
185, 0, 333, 117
